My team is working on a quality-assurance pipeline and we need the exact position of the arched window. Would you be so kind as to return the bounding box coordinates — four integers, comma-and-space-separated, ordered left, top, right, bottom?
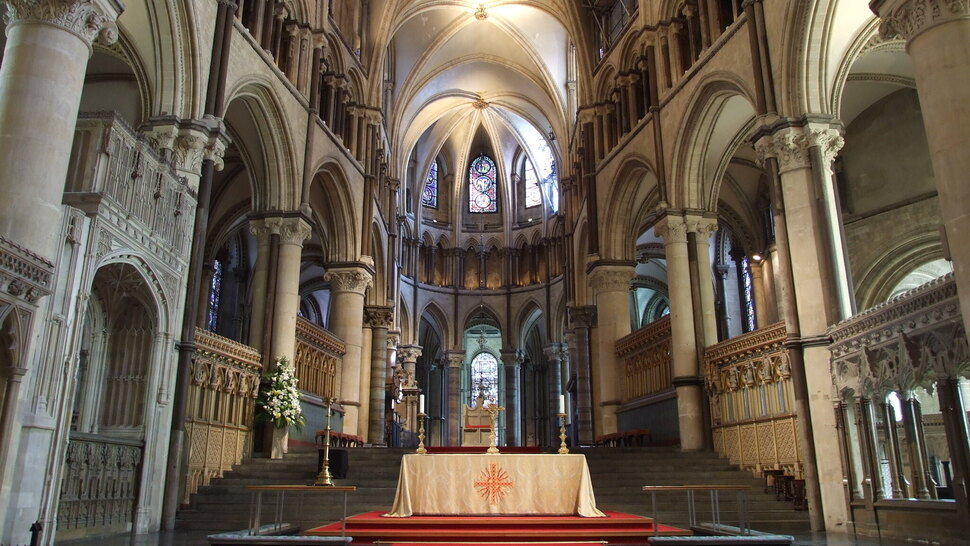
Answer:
524, 161, 542, 208
422, 161, 438, 208
469, 155, 497, 213
206, 259, 223, 331
470, 352, 499, 404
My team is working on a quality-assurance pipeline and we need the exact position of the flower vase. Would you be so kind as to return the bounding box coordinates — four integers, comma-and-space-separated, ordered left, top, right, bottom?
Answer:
271, 426, 288, 459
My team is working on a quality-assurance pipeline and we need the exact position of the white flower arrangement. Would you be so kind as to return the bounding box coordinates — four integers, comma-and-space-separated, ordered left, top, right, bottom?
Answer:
256, 357, 306, 430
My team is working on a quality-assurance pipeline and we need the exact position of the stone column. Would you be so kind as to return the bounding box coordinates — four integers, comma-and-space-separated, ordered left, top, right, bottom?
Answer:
655, 214, 705, 450
567, 306, 597, 445
873, 0, 970, 338
756, 126, 849, 528
445, 351, 464, 446
364, 306, 393, 445
500, 350, 521, 446
0, 0, 120, 260
687, 216, 719, 346
269, 217, 311, 362
324, 266, 372, 435
544, 344, 566, 446
589, 264, 635, 436
248, 219, 274, 351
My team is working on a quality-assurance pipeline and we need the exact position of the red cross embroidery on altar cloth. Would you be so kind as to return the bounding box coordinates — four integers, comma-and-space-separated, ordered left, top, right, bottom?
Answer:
474, 462, 514, 504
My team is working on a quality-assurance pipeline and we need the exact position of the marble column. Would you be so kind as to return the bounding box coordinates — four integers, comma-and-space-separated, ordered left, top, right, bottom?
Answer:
873, 0, 970, 339
589, 264, 635, 436
0, 0, 121, 260
567, 306, 597, 445
364, 305, 393, 445
655, 214, 705, 450
324, 266, 372, 435
544, 343, 566, 446
500, 350, 521, 446
687, 216, 719, 346
269, 217, 311, 362
445, 351, 464, 446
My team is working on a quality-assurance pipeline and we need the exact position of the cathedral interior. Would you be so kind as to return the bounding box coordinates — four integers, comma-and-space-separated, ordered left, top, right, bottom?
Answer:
0, 0, 969, 544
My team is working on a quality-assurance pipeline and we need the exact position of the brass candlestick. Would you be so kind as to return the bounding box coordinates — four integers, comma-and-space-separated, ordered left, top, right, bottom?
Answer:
558, 413, 569, 454
416, 412, 428, 454
485, 403, 505, 454
315, 397, 337, 486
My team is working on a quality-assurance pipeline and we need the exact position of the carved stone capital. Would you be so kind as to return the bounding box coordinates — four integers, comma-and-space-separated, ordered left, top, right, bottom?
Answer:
806, 128, 845, 167
568, 305, 598, 329
756, 125, 844, 173
387, 330, 401, 349
397, 344, 422, 364
3, 0, 121, 48
249, 215, 311, 246
445, 351, 464, 368
324, 267, 373, 295
654, 214, 688, 245
755, 130, 811, 174
364, 305, 394, 329
277, 217, 312, 246
544, 343, 568, 361
142, 115, 231, 188
589, 265, 635, 294
872, 0, 970, 43
686, 215, 719, 239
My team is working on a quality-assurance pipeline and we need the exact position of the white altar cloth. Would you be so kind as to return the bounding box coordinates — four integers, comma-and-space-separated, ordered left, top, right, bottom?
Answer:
385, 453, 606, 517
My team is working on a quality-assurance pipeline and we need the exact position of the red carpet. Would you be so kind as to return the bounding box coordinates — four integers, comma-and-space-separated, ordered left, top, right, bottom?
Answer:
305, 510, 690, 545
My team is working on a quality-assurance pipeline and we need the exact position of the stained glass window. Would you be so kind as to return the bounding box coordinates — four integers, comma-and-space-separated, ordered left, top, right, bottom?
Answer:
422, 161, 438, 208
741, 256, 756, 332
206, 259, 223, 331
524, 161, 542, 208
470, 352, 499, 405
469, 155, 497, 213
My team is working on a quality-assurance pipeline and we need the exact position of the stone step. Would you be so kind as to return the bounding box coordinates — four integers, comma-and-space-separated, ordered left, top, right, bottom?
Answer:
176, 446, 810, 536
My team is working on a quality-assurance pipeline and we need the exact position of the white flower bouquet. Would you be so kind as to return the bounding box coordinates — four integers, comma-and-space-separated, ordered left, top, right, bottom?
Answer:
256, 357, 306, 430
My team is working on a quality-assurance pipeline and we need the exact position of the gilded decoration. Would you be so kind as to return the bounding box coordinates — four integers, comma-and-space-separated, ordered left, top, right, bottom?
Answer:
295, 317, 345, 399
616, 315, 672, 400
183, 328, 262, 503
703, 322, 801, 476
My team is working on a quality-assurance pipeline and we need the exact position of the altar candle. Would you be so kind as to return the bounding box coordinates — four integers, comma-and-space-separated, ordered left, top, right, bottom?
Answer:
559, 394, 565, 414
419, 394, 425, 414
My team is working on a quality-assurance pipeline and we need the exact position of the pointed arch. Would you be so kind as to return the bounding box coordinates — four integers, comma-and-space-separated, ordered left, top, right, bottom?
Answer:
224, 79, 301, 210
308, 161, 360, 262
671, 75, 758, 211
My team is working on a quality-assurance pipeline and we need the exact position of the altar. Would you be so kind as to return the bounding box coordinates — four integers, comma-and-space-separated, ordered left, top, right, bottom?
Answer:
385, 453, 605, 517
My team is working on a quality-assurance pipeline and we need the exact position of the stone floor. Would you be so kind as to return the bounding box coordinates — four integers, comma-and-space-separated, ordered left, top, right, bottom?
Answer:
57, 530, 925, 546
